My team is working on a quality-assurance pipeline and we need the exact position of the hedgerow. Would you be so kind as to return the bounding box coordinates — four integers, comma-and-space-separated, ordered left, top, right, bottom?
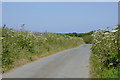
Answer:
90, 26, 120, 78
2, 27, 84, 73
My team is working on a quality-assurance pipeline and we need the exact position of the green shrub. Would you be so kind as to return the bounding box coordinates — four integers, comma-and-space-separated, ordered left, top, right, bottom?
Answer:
90, 26, 120, 78
65, 31, 94, 44
82, 35, 93, 44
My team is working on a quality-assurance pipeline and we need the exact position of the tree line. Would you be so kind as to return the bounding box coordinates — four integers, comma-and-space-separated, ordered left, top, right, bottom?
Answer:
65, 31, 94, 44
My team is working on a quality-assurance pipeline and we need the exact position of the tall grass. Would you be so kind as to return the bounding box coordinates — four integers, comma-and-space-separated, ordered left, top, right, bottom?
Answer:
90, 27, 120, 78
2, 27, 84, 73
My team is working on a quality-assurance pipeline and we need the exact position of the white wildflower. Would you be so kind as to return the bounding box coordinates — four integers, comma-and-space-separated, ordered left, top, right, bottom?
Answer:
44, 38, 47, 41
104, 32, 109, 35
1, 37, 4, 39
109, 43, 111, 45
111, 30, 118, 33
11, 36, 14, 37
111, 38, 114, 40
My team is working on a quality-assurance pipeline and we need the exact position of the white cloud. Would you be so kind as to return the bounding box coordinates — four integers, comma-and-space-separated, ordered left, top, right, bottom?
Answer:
1, 0, 120, 2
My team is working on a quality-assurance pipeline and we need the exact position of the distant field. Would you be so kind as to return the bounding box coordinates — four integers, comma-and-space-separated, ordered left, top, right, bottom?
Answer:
2, 27, 84, 73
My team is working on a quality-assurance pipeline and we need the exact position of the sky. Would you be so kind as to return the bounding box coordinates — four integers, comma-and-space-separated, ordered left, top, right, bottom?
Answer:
1, 0, 120, 2
118, 2, 120, 25
0, 2, 1, 27
2, 2, 118, 33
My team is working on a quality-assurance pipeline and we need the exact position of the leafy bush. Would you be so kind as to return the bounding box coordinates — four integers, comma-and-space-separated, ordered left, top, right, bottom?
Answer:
0, 28, 2, 73
82, 35, 93, 44
90, 53, 119, 78
65, 32, 78, 37
65, 31, 94, 44
90, 26, 120, 78
78, 31, 94, 37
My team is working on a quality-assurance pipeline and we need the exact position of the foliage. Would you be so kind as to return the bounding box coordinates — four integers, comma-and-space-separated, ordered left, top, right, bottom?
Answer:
90, 53, 118, 78
0, 28, 2, 73
90, 26, 120, 78
2, 27, 84, 73
78, 31, 94, 37
82, 35, 93, 44
65, 31, 94, 44
65, 32, 78, 37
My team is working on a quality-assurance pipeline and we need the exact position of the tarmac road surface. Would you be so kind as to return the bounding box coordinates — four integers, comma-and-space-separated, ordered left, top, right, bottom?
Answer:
3, 44, 92, 78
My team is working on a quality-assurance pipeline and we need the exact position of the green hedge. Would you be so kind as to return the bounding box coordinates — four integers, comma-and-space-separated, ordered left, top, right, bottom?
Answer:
90, 27, 120, 78
2, 27, 84, 73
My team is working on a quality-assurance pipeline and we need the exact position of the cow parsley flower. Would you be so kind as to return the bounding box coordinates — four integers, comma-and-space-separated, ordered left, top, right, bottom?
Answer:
111, 30, 118, 33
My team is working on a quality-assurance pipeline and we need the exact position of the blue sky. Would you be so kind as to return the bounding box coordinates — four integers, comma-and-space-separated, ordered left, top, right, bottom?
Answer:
2, 2, 118, 33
